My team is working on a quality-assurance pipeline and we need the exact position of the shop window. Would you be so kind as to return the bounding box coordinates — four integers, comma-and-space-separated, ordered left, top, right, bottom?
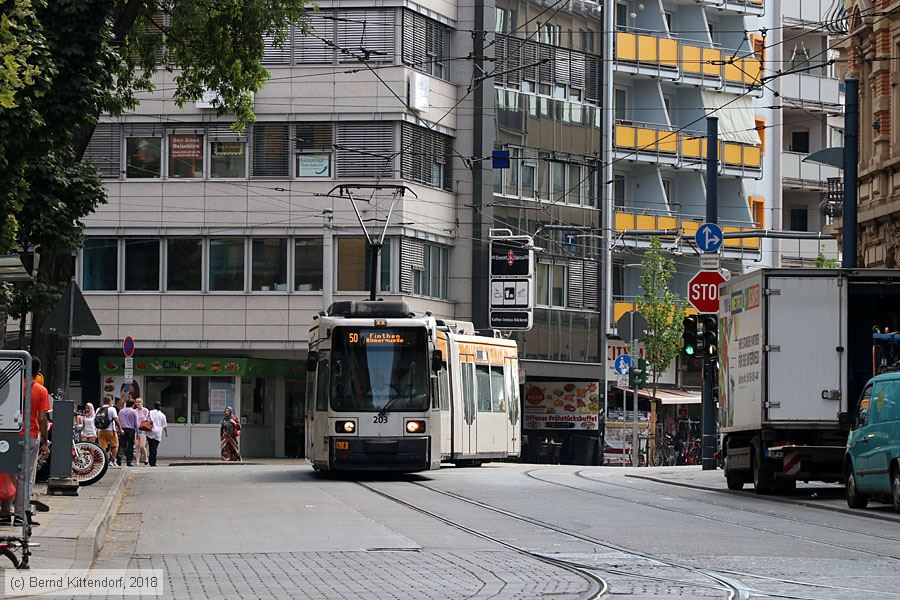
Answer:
294, 238, 323, 291
145, 376, 188, 424
83, 238, 118, 291
166, 238, 202, 291
209, 238, 245, 291
125, 136, 162, 178
241, 377, 271, 425
210, 141, 247, 178
124, 239, 160, 291
168, 133, 204, 178
251, 238, 288, 291
476, 365, 492, 412
191, 376, 235, 424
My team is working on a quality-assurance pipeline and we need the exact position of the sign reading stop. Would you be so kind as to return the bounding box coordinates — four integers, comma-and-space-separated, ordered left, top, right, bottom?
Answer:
688, 270, 726, 313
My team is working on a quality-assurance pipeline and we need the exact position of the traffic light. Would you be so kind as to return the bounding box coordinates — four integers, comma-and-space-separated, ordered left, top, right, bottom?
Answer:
701, 315, 718, 356
636, 358, 649, 389
682, 315, 699, 356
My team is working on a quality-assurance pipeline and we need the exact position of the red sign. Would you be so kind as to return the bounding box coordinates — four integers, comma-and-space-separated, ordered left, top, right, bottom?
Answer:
123, 335, 135, 358
688, 271, 726, 313
169, 134, 202, 159
506, 249, 515, 266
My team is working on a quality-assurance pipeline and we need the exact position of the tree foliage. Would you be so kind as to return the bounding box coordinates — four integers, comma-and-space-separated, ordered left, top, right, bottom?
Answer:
636, 237, 686, 398
0, 0, 309, 373
814, 249, 838, 268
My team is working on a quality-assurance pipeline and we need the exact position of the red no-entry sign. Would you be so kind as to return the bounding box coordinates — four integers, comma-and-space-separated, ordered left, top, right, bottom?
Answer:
688, 271, 726, 314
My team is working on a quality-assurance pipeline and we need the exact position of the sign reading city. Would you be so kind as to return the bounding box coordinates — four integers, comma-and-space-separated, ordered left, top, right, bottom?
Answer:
695, 222, 724, 253
688, 270, 727, 313
489, 232, 534, 331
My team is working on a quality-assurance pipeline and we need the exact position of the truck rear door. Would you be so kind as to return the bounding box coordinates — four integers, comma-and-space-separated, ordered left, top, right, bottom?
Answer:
766, 275, 845, 422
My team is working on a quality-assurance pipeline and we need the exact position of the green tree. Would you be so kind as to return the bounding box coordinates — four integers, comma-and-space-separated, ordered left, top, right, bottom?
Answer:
0, 0, 309, 379
0, 0, 43, 109
636, 237, 687, 463
814, 248, 838, 268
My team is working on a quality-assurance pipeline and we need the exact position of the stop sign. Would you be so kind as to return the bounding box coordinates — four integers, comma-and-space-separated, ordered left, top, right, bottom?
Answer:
688, 270, 726, 313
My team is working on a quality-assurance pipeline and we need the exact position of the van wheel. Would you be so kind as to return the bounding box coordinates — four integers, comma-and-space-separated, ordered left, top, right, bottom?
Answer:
846, 465, 869, 509
891, 464, 900, 514
726, 472, 744, 491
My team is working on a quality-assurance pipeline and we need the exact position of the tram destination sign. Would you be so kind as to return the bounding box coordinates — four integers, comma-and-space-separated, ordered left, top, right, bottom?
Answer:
490, 239, 533, 277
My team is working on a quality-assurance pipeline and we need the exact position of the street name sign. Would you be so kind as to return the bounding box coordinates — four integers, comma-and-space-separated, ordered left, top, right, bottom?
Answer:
695, 222, 724, 253
688, 270, 726, 313
699, 253, 721, 271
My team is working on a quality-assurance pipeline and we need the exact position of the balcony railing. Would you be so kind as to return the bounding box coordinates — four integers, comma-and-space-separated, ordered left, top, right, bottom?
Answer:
612, 297, 698, 324
615, 30, 763, 88
614, 210, 761, 251
782, 0, 835, 26
780, 238, 840, 265
697, 0, 764, 14
780, 73, 841, 109
783, 151, 841, 189
614, 121, 762, 172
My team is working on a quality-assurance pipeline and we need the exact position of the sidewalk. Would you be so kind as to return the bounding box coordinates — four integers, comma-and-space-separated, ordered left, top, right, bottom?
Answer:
26, 465, 129, 569
626, 466, 900, 524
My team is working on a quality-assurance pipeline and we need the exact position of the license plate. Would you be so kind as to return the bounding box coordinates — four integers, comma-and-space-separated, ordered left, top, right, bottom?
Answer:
335, 441, 349, 450
767, 450, 783, 459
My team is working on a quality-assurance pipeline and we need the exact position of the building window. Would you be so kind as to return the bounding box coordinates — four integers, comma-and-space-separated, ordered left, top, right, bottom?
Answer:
295, 238, 323, 291
241, 377, 271, 426
536, 263, 566, 307
410, 244, 448, 299
400, 123, 452, 190
124, 239, 160, 291
251, 123, 290, 177
294, 123, 333, 178
749, 197, 765, 229
125, 136, 162, 178
790, 129, 810, 154
789, 208, 808, 232
337, 237, 367, 291
613, 174, 626, 208
191, 377, 235, 424
83, 238, 118, 291
251, 238, 288, 291
615, 3, 628, 30
166, 238, 202, 291
614, 88, 628, 121
567, 163, 581, 204
612, 261, 625, 297
551, 162, 565, 204
209, 238, 245, 291
168, 133, 204, 178
521, 161, 535, 198
145, 376, 188, 425
210, 140, 247, 178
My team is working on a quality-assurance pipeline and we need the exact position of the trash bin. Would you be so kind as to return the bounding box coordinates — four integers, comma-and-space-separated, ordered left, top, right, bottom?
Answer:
572, 434, 598, 465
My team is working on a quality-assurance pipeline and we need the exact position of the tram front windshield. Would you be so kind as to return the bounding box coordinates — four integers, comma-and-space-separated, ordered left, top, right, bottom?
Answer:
331, 327, 429, 412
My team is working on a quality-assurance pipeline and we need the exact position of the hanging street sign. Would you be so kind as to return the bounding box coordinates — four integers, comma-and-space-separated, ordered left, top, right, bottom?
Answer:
695, 222, 724, 253
489, 233, 534, 331
614, 354, 633, 376
688, 270, 727, 313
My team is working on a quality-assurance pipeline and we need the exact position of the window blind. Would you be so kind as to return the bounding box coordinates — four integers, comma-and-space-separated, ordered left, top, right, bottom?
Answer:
335, 122, 395, 178
251, 123, 290, 177
336, 9, 396, 63
84, 124, 122, 179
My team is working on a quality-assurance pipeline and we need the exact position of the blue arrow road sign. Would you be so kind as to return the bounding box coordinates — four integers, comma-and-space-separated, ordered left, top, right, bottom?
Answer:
696, 222, 723, 253
614, 354, 633, 375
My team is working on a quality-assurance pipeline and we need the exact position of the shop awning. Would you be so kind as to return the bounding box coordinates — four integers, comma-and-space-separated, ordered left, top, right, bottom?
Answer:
700, 90, 761, 146
615, 387, 702, 405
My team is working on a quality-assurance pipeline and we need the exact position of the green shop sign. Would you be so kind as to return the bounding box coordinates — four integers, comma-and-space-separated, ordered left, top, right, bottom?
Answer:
99, 356, 305, 378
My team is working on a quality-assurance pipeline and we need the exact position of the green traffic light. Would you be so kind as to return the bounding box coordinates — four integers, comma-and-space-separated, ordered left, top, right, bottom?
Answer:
685, 346, 695, 356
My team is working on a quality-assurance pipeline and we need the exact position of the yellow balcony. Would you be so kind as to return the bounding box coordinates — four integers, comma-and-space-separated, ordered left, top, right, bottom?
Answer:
614, 210, 761, 252
614, 300, 697, 324
615, 122, 761, 172
616, 32, 679, 69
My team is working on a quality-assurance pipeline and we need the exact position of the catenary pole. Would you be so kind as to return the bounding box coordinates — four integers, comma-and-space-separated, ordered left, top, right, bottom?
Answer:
702, 117, 718, 471
842, 78, 859, 268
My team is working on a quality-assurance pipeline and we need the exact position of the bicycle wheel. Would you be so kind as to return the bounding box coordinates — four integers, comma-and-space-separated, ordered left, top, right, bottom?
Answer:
72, 442, 109, 486
1, 548, 20, 569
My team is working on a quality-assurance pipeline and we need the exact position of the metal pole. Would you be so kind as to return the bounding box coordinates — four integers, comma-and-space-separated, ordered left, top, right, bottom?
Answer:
598, 0, 613, 468
630, 312, 639, 467
842, 78, 859, 268
22, 352, 32, 564
702, 117, 719, 471
63, 277, 75, 401
368, 243, 380, 302
706, 117, 718, 225
322, 209, 334, 311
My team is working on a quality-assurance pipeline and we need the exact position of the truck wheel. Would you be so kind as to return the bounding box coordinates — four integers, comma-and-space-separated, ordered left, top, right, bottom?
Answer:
891, 464, 900, 514
752, 447, 774, 494
726, 473, 744, 491
845, 465, 869, 509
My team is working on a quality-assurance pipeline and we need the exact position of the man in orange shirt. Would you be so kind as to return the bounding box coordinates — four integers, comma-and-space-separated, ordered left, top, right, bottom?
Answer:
0, 356, 51, 526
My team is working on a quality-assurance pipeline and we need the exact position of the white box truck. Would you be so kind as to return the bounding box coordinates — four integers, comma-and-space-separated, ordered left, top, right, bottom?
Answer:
718, 269, 900, 492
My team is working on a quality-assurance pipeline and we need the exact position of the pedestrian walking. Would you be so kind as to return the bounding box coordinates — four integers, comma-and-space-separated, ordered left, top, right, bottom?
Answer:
133, 397, 150, 465
118, 400, 138, 467
220, 407, 242, 462
146, 402, 168, 467
114, 394, 126, 466
0, 356, 51, 527
80, 403, 98, 443
95, 395, 123, 467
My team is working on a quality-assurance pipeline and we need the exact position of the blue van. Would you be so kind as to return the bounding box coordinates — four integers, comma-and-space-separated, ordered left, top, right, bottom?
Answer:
845, 372, 900, 512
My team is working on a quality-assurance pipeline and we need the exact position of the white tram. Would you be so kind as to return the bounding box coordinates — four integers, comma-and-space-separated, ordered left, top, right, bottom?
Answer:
305, 301, 521, 472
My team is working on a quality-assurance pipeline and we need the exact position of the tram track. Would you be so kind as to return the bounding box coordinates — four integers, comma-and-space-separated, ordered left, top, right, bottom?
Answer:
520, 468, 900, 562
356, 479, 749, 599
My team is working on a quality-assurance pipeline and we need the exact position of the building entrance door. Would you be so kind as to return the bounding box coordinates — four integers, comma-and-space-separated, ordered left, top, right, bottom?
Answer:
284, 378, 306, 458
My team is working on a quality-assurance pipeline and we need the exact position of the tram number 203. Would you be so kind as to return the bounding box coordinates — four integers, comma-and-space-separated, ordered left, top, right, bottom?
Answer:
373, 415, 389, 424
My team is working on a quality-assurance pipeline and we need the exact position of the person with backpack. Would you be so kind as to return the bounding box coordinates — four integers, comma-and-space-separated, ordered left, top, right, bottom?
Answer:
95, 395, 123, 467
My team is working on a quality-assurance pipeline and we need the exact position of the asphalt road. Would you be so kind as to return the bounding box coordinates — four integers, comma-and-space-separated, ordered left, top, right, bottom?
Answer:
93, 463, 900, 599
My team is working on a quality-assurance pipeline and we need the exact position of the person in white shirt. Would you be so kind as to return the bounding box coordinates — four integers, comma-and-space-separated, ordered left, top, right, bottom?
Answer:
146, 402, 169, 467
80, 403, 97, 442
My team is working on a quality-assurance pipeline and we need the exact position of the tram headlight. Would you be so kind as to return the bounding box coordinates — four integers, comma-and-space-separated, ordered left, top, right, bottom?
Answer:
405, 420, 426, 434
335, 420, 356, 434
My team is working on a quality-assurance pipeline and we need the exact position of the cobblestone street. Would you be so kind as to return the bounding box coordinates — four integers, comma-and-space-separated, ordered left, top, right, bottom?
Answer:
86, 463, 900, 599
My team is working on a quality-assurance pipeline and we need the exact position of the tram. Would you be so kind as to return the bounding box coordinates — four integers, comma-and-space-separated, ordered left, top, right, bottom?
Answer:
305, 301, 521, 472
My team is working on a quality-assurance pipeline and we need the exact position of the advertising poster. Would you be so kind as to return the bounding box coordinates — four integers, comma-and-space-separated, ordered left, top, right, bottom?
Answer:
523, 381, 600, 430
603, 411, 650, 465
99, 374, 144, 405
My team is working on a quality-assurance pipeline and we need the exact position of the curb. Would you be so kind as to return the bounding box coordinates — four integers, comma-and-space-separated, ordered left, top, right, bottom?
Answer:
626, 473, 900, 524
